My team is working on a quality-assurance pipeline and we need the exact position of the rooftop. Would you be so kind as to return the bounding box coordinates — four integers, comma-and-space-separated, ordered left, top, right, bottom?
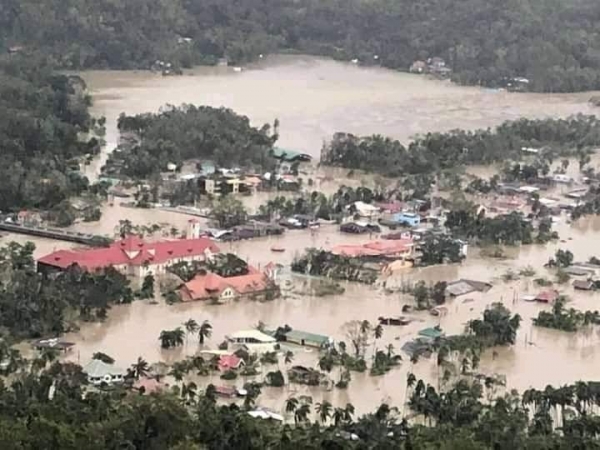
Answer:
227, 330, 276, 343
180, 267, 272, 301
283, 329, 331, 345
83, 359, 125, 378
38, 235, 219, 270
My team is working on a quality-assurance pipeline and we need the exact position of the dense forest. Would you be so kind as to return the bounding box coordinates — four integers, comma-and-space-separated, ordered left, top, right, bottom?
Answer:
106, 105, 278, 178
4, 0, 600, 91
321, 115, 600, 177
0, 53, 99, 212
0, 242, 133, 339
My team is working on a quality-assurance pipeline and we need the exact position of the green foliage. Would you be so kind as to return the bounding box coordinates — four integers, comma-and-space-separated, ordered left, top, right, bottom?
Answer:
91, 352, 114, 364
292, 248, 378, 284
446, 210, 536, 245
321, 116, 600, 176
210, 196, 248, 229
159, 327, 185, 349
105, 105, 277, 178
0, 55, 99, 211
265, 370, 285, 387
467, 303, 521, 347
0, 242, 133, 338
9, 0, 600, 93
220, 369, 238, 380
419, 233, 464, 266
533, 297, 600, 332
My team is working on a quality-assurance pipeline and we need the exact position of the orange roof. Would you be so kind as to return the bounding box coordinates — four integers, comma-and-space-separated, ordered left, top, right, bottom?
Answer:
180, 268, 271, 301
331, 239, 413, 258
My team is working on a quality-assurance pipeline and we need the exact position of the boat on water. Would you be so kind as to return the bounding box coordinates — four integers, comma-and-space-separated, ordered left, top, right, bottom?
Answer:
271, 246, 285, 253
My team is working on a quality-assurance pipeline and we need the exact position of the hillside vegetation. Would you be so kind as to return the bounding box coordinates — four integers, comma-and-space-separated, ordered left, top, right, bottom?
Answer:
3, 0, 600, 91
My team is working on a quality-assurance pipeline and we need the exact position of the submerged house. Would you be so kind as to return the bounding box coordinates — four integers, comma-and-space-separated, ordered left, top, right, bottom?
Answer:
83, 360, 126, 386
226, 330, 278, 353
445, 279, 492, 297
278, 329, 333, 349
178, 266, 278, 302
38, 223, 219, 278
391, 212, 421, 227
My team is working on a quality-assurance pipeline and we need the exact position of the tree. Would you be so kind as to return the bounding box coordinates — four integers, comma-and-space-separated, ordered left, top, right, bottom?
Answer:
198, 320, 212, 345
130, 357, 149, 380
285, 397, 299, 415
343, 320, 371, 357
183, 319, 199, 340
316, 401, 332, 424
140, 274, 155, 299
211, 196, 248, 228
92, 352, 115, 364
554, 249, 574, 268
284, 351, 294, 365
159, 328, 185, 349
295, 403, 311, 424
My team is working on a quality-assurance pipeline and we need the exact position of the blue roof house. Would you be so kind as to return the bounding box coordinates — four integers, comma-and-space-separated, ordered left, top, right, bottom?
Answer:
392, 212, 421, 227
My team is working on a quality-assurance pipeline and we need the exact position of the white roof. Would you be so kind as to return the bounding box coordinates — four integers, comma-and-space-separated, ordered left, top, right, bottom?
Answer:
83, 359, 125, 378
519, 186, 540, 193
539, 197, 558, 206
227, 330, 276, 343
248, 408, 284, 421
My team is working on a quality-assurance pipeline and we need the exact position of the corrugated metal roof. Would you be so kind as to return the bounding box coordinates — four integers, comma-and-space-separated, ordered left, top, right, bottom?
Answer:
284, 329, 330, 345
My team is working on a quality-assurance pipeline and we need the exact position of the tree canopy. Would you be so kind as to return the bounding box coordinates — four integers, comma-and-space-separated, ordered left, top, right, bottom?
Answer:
6, 0, 600, 91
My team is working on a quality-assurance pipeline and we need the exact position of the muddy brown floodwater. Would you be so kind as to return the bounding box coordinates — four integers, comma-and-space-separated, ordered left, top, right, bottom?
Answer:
7, 55, 600, 416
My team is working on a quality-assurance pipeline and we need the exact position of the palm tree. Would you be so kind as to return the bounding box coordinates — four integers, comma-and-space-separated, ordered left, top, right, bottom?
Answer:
285, 397, 299, 416
316, 400, 332, 424
374, 324, 383, 340
198, 320, 212, 345
181, 381, 197, 403
344, 403, 355, 423
159, 328, 185, 349
295, 403, 311, 424
332, 407, 345, 426
407, 372, 417, 390
183, 319, 199, 340
284, 350, 294, 365
130, 357, 149, 380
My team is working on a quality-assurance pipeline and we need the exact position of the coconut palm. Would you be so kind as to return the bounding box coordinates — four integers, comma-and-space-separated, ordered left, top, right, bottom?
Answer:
130, 357, 149, 380
181, 381, 198, 403
183, 319, 199, 339
344, 403, 355, 423
332, 407, 345, 426
295, 403, 311, 424
285, 397, 299, 415
284, 350, 294, 365
316, 400, 332, 424
374, 324, 383, 340
159, 328, 185, 349
198, 320, 212, 345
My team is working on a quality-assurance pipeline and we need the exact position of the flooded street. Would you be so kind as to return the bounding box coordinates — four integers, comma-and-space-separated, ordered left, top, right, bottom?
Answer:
10, 55, 600, 415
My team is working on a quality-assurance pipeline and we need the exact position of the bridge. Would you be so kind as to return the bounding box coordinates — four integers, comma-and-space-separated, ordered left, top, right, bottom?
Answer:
0, 222, 113, 247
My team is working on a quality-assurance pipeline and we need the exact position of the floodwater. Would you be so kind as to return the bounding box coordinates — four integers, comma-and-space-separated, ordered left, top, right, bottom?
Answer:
10, 55, 600, 415
80, 54, 596, 181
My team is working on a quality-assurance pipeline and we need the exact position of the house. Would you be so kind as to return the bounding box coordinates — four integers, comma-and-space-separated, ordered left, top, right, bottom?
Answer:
573, 280, 594, 291
133, 378, 165, 394
445, 279, 492, 297
83, 360, 126, 385
17, 210, 42, 226
31, 338, 74, 353
37, 223, 219, 278
339, 222, 381, 234
535, 290, 559, 303
280, 329, 333, 349
226, 330, 278, 353
331, 239, 414, 260
376, 201, 404, 214
392, 212, 421, 227
218, 354, 245, 371
552, 174, 573, 184
418, 327, 444, 340
409, 60, 427, 73
349, 201, 380, 219
178, 266, 277, 302
248, 408, 284, 421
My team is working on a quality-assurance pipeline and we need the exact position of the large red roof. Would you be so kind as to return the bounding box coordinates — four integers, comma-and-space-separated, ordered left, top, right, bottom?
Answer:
38, 235, 220, 270
331, 239, 413, 258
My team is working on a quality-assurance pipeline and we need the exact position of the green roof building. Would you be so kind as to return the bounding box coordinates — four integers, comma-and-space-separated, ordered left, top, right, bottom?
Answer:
418, 327, 444, 340
283, 329, 332, 349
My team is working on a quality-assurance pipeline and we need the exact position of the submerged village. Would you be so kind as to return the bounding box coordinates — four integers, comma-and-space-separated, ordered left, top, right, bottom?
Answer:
8, 57, 600, 439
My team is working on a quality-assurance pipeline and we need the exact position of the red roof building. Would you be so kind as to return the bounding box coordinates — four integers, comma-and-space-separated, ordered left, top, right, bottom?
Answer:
178, 266, 275, 302
535, 290, 559, 303
37, 235, 219, 278
218, 354, 245, 371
